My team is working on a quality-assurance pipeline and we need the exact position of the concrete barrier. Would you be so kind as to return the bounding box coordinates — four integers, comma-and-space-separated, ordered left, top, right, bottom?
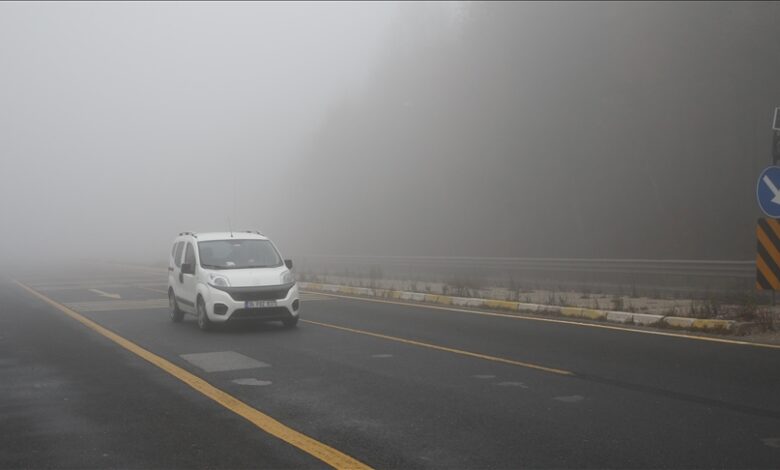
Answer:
517, 302, 545, 313
690, 319, 735, 332
560, 307, 582, 318
300, 282, 738, 335
581, 309, 607, 321
630, 313, 664, 326
606, 311, 633, 324
484, 299, 517, 311
662, 317, 696, 329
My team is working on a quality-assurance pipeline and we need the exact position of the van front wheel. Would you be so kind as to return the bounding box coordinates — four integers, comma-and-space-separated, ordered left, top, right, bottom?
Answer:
197, 299, 212, 332
169, 289, 184, 323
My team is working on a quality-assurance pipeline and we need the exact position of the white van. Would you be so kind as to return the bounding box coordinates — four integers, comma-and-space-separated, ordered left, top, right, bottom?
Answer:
167, 231, 300, 331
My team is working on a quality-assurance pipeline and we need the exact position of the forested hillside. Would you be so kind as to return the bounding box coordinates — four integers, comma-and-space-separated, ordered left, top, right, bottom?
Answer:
289, 2, 780, 259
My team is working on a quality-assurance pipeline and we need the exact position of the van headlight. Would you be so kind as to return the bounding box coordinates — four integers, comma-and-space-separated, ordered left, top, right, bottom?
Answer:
208, 274, 230, 288
281, 270, 295, 284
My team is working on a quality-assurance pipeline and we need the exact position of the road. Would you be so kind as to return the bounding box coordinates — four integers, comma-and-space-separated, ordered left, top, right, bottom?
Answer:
2, 263, 780, 469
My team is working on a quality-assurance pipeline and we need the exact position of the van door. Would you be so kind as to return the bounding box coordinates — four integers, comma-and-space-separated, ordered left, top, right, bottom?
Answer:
169, 241, 183, 289
170, 241, 185, 301
179, 242, 198, 312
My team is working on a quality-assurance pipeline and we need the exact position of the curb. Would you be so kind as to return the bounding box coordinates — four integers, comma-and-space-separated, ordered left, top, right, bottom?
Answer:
300, 282, 745, 335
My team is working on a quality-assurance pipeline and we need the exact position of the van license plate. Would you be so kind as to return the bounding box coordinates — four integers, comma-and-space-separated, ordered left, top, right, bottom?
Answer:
245, 300, 277, 308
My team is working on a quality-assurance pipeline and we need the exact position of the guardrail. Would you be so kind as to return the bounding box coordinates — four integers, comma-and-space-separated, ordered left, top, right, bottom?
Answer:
293, 255, 756, 297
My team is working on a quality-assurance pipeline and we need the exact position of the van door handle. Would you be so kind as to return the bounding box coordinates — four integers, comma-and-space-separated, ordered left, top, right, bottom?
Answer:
179, 273, 183, 284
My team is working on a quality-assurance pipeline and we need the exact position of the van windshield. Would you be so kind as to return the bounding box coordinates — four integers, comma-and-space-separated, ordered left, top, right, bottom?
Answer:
198, 239, 282, 270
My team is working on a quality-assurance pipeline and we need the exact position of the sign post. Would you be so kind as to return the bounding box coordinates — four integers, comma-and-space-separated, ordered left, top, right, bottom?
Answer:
756, 218, 780, 291
757, 167, 780, 219
773, 107, 780, 165
756, 169, 780, 296
772, 107, 780, 165
757, 107, 780, 303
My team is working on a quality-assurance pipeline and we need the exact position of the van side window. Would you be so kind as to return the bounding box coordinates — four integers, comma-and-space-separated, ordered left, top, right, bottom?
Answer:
184, 243, 196, 266
174, 242, 185, 267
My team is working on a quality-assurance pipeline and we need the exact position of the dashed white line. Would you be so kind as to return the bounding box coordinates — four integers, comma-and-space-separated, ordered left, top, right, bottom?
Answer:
496, 381, 529, 388
232, 378, 273, 386
89, 288, 121, 299
554, 395, 584, 403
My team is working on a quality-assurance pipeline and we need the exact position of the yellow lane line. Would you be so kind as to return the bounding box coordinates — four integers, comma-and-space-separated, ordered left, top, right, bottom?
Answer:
302, 291, 780, 351
302, 319, 574, 376
14, 281, 371, 470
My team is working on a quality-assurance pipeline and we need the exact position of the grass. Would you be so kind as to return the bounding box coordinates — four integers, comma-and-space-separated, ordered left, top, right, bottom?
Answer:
688, 297, 722, 319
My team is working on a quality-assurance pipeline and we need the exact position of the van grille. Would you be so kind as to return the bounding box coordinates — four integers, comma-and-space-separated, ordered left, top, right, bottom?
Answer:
230, 307, 290, 320
213, 283, 294, 302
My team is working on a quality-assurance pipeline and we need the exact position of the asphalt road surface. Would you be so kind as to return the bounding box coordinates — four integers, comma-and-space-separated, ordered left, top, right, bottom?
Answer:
2, 263, 780, 469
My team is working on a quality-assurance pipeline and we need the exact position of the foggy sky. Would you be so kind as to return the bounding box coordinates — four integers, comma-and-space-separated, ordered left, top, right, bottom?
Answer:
0, 1, 399, 263
1, 2, 777, 265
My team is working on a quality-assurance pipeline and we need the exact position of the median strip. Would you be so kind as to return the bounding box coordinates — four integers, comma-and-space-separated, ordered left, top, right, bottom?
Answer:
301, 282, 746, 331
301, 283, 780, 350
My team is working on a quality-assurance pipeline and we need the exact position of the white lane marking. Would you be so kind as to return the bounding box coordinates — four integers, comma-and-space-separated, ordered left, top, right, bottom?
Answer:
33, 283, 137, 292
300, 293, 335, 301
554, 395, 584, 403
371, 354, 394, 358
472, 374, 496, 379
24, 278, 160, 290
135, 285, 168, 294
305, 291, 780, 350
232, 378, 272, 386
89, 289, 121, 299
180, 351, 270, 373
496, 381, 529, 388
65, 299, 167, 312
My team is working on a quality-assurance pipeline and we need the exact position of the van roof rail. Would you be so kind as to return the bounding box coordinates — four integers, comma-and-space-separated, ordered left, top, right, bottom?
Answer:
243, 230, 264, 236
179, 231, 197, 238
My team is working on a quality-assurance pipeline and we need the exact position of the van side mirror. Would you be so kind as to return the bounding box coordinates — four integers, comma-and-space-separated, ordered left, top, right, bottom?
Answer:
284, 259, 293, 269
181, 263, 195, 275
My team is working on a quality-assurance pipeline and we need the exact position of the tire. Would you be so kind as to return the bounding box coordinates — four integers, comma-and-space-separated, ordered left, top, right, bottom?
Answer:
282, 316, 299, 328
197, 298, 212, 332
169, 289, 184, 323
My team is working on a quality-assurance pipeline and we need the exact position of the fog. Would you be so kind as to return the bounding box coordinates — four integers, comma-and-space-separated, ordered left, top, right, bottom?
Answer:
0, 1, 398, 264
1, 2, 778, 266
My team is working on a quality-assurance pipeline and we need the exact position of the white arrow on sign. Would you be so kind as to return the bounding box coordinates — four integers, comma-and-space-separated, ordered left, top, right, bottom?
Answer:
763, 175, 780, 204
89, 289, 121, 299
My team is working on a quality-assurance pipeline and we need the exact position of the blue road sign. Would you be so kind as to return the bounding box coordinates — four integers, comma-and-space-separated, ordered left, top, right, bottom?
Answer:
757, 166, 780, 218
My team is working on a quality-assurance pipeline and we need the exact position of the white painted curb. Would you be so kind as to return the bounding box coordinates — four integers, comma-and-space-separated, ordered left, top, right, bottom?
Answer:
300, 282, 739, 333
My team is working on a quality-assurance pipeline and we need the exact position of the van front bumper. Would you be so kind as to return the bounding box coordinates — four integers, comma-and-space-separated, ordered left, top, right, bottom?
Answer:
205, 282, 300, 323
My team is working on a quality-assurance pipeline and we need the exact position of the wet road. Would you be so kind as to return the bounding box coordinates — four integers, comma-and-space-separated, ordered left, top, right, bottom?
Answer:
2, 263, 780, 469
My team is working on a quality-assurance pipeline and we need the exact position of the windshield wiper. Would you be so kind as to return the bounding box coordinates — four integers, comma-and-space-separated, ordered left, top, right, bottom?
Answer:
201, 264, 228, 270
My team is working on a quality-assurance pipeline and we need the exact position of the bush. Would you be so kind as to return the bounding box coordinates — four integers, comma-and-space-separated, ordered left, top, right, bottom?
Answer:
755, 308, 775, 331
